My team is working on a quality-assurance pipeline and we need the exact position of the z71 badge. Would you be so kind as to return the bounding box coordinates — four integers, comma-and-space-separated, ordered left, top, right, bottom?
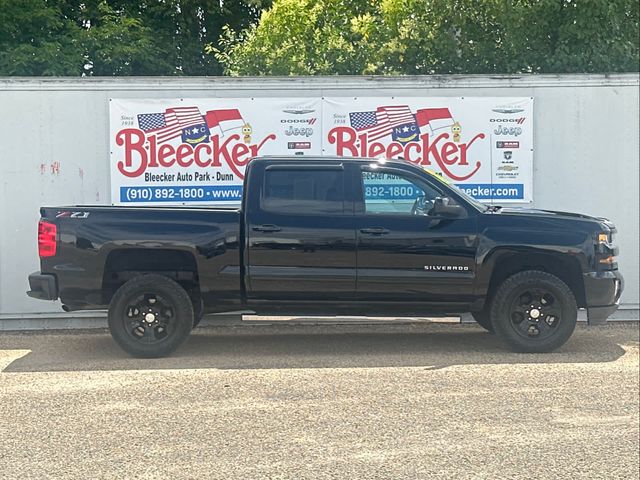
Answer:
56, 211, 90, 219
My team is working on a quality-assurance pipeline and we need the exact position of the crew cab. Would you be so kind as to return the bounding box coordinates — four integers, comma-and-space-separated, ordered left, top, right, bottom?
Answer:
28, 156, 623, 357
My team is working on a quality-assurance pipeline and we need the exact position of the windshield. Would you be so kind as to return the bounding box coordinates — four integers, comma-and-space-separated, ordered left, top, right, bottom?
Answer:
423, 169, 489, 211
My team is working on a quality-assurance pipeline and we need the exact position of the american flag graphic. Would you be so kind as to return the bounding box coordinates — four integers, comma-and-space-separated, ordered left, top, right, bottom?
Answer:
349, 105, 415, 141
137, 106, 206, 144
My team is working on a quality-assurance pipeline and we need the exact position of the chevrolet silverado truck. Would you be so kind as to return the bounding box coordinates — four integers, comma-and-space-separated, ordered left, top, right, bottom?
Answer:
28, 156, 623, 357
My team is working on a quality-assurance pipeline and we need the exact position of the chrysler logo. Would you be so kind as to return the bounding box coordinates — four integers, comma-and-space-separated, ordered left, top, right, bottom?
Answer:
282, 109, 315, 115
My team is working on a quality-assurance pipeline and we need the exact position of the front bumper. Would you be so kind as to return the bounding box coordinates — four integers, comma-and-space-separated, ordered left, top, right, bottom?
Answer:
583, 270, 624, 326
27, 272, 58, 301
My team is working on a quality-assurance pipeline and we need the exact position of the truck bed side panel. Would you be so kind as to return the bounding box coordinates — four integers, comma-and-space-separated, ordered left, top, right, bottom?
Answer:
40, 206, 241, 311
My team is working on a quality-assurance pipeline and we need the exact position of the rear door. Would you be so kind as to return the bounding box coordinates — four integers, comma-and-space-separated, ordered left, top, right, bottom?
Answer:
246, 161, 356, 300
355, 166, 478, 303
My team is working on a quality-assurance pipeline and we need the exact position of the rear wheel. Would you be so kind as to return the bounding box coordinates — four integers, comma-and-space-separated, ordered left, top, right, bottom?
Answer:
108, 274, 194, 358
490, 270, 577, 353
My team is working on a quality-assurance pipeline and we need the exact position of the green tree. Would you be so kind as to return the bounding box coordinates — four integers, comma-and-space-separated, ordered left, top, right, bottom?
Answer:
213, 0, 376, 75
0, 0, 270, 76
83, 0, 270, 75
0, 0, 82, 75
77, 1, 170, 75
215, 0, 640, 75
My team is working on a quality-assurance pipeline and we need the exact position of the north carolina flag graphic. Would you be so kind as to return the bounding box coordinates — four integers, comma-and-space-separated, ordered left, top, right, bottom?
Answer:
415, 107, 455, 133
391, 122, 420, 144
205, 109, 245, 135
181, 123, 211, 145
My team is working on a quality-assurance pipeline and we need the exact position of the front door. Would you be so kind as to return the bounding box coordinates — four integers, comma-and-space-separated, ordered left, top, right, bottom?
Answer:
356, 167, 478, 303
246, 162, 356, 301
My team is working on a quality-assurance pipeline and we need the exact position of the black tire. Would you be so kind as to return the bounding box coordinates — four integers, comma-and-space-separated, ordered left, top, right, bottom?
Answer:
490, 270, 577, 353
108, 274, 194, 358
471, 310, 494, 333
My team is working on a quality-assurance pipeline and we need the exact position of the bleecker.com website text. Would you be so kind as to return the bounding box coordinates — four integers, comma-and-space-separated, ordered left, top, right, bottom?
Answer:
458, 184, 523, 200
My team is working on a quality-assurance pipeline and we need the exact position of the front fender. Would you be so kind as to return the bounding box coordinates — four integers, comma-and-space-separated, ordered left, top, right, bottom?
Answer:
474, 226, 592, 299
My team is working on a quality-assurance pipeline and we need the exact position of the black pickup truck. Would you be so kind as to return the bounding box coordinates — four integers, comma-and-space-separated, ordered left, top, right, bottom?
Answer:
28, 156, 623, 357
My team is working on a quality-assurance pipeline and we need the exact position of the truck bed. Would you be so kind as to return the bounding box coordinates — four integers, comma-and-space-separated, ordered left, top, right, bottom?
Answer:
39, 205, 242, 311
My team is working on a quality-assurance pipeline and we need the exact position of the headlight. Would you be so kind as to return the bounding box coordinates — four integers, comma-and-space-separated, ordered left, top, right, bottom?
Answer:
595, 231, 617, 270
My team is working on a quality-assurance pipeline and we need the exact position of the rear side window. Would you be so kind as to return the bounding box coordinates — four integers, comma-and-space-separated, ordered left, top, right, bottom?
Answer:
262, 169, 345, 214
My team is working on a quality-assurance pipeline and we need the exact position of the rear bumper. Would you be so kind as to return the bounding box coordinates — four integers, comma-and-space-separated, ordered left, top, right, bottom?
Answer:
583, 270, 624, 326
27, 272, 58, 301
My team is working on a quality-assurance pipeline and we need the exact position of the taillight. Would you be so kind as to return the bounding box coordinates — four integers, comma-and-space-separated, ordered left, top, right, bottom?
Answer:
38, 221, 57, 258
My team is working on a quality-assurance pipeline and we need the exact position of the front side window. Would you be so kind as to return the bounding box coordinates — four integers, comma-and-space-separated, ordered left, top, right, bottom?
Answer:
361, 170, 442, 215
262, 169, 344, 214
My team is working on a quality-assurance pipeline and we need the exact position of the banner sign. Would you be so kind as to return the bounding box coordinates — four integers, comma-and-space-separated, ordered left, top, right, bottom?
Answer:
110, 96, 533, 204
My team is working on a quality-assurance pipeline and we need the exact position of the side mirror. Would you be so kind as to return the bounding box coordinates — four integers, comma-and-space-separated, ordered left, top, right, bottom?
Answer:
431, 197, 466, 218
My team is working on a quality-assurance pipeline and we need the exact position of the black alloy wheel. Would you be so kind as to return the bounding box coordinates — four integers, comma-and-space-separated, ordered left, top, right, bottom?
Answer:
508, 288, 562, 341
108, 274, 194, 357
124, 293, 175, 343
490, 270, 577, 353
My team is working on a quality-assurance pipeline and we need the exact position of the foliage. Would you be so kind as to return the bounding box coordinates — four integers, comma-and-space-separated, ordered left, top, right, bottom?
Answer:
1, 0, 637, 76
215, 0, 640, 75
0, 0, 270, 76
0, 0, 81, 75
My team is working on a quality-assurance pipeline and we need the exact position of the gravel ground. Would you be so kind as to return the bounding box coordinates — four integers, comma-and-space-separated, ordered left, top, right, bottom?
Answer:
0, 322, 638, 480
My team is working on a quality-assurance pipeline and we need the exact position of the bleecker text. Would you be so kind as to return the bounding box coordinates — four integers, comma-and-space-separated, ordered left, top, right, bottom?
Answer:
328, 127, 484, 180
115, 129, 276, 179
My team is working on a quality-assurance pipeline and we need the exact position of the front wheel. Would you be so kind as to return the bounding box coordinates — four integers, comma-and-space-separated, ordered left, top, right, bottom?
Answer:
490, 271, 577, 353
108, 274, 194, 358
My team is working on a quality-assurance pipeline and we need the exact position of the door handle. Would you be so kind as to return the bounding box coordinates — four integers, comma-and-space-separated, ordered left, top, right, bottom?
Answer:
252, 224, 282, 233
360, 227, 390, 235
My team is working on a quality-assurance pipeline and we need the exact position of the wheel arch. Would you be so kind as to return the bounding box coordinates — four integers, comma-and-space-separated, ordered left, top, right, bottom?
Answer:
482, 248, 586, 308
102, 248, 201, 308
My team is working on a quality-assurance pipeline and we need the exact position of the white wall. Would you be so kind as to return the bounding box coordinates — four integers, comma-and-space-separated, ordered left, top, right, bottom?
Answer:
0, 74, 638, 318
